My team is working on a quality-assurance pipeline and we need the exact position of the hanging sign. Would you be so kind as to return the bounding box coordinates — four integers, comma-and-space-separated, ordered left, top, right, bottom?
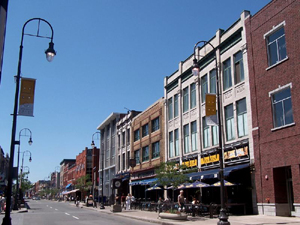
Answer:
19, 78, 36, 116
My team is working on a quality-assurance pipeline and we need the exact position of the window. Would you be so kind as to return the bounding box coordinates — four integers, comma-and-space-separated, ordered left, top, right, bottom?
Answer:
174, 129, 179, 156
266, 25, 287, 67
151, 117, 159, 132
223, 58, 232, 91
134, 129, 140, 142
142, 124, 148, 137
168, 97, 173, 120
212, 117, 219, 146
203, 117, 210, 148
191, 121, 197, 151
201, 75, 208, 102
183, 87, 189, 112
122, 153, 125, 170
225, 104, 235, 141
134, 149, 140, 164
169, 131, 174, 158
271, 86, 294, 128
234, 51, 244, 84
122, 131, 125, 147
152, 141, 160, 159
190, 83, 196, 108
210, 69, 216, 94
142, 146, 149, 162
183, 124, 190, 153
127, 129, 130, 144
127, 151, 130, 169
174, 94, 179, 117
118, 134, 120, 147
237, 98, 248, 137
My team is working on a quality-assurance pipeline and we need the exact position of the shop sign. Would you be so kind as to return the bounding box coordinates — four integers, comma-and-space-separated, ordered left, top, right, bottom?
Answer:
224, 146, 248, 160
201, 154, 219, 165
182, 159, 197, 168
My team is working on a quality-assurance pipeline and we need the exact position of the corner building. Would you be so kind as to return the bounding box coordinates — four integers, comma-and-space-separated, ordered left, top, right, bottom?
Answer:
245, 0, 300, 217
164, 11, 256, 214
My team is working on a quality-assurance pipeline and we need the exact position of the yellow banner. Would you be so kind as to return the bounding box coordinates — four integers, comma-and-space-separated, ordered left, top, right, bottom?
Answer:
201, 154, 219, 165
224, 146, 248, 159
182, 159, 197, 168
19, 78, 36, 116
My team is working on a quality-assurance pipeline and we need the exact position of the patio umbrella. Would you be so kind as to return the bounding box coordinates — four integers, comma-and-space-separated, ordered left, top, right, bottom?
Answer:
211, 180, 237, 187
185, 181, 210, 188
177, 183, 190, 189
146, 186, 162, 191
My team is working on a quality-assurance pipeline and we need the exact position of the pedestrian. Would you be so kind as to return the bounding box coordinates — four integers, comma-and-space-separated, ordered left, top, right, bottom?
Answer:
121, 193, 126, 209
115, 194, 120, 205
125, 193, 131, 210
178, 190, 185, 212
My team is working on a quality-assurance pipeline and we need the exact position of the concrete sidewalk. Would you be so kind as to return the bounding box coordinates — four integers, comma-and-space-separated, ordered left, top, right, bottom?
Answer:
74, 202, 300, 225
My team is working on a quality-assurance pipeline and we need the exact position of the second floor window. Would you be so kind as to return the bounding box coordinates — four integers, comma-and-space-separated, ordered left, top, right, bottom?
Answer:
203, 117, 210, 148
234, 51, 244, 84
225, 104, 235, 141
223, 58, 232, 91
142, 146, 149, 162
191, 121, 197, 151
134, 149, 140, 164
183, 124, 190, 153
134, 129, 140, 142
201, 75, 208, 103
174, 129, 179, 156
152, 141, 160, 159
169, 131, 174, 158
237, 98, 248, 137
151, 117, 159, 132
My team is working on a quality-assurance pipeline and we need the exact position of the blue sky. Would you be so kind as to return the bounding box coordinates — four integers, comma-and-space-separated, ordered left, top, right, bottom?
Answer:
0, 0, 270, 183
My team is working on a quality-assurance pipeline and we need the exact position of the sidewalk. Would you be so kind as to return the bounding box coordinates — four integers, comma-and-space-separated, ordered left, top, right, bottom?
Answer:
75, 202, 300, 225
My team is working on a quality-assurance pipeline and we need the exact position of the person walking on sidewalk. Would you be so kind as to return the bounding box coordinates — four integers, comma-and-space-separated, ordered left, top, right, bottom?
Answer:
125, 193, 131, 210
121, 193, 126, 209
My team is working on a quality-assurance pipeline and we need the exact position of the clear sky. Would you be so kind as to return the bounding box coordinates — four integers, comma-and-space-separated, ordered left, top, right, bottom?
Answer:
0, 0, 270, 183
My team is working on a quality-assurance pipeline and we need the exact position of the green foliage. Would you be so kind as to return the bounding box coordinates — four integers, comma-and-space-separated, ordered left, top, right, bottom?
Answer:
75, 175, 93, 193
19, 172, 33, 193
154, 162, 189, 189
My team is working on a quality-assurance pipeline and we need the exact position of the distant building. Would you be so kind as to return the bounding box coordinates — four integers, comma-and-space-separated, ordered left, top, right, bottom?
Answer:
60, 159, 75, 190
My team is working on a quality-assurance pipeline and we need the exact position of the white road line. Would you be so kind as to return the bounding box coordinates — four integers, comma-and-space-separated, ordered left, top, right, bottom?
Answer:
72, 216, 79, 220
55, 209, 58, 211
65, 213, 70, 216
50, 207, 52, 209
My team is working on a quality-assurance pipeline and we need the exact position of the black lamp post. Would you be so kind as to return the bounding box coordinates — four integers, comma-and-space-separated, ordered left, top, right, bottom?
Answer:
13, 128, 32, 210
2, 18, 56, 225
18, 150, 32, 199
192, 41, 230, 225
91, 131, 105, 209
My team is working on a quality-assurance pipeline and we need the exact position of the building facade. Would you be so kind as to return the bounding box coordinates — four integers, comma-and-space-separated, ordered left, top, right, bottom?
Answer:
60, 159, 75, 191
115, 110, 141, 195
245, 0, 300, 217
97, 113, 126, 202
130, 98, 165, 200
164, 11, 256, 213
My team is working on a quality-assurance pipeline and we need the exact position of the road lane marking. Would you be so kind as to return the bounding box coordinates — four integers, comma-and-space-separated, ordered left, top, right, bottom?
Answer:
65, 213, 70, 216
73, 216, 79, 220
50, 207, 52, 209
55, 209, 58, 210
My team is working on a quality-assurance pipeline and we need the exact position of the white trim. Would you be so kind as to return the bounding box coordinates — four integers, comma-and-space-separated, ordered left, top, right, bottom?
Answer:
271, 122, 295, 132
263, 21, 286, 39
268, 83, 292, 97
252, 127, 259, 131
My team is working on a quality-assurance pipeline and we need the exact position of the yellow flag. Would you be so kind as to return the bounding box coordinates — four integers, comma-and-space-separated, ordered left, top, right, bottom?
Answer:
205, 94, 216, 116
19, 78, 36, 116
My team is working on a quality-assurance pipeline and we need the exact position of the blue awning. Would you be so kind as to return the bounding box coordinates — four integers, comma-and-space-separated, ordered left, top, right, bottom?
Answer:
130, 178, 157, 186
65, 183, 72, 189
188, 164, 249, 181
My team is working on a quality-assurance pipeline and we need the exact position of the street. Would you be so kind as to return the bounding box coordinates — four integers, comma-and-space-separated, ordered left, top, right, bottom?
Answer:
0, 200, 155, 225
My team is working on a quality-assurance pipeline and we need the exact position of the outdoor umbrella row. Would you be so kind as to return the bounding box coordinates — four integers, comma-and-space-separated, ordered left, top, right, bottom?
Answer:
146, 180, 237, 191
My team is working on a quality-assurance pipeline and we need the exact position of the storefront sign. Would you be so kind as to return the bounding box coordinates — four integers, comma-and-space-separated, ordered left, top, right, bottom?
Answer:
224, 146, 248, 160
182, 159, 198, 168
201, 154, 219, 165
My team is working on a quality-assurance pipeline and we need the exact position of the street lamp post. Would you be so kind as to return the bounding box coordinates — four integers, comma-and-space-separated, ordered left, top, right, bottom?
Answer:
2, 18, 56, 225
192, 41, 230, 225
19, 151, 32, 191
13, 128, 32, 210
91, 131, 105, 209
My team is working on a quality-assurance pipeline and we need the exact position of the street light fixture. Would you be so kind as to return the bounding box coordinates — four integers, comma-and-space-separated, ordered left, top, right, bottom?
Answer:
13, 128, 32, 210
91, 131, 104, 209
2, 18, 56, 225
19, 150, 32, 191
192, 41, 230, 225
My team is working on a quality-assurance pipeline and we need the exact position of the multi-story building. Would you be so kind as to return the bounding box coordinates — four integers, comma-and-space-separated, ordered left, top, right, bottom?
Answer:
0, 147, 9, 193
97, 112, 126, 202
245, 0, 300, 217
164, 11, 255, 213
74, 147, 93, 182
115, 110, 141, 195
60, 159, 75, 191
130, 98, 165, 199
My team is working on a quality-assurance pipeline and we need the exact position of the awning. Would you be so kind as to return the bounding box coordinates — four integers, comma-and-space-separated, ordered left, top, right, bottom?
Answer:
188, 163, 249, 181
129, 178, 157, 186
65, 183, 72, 189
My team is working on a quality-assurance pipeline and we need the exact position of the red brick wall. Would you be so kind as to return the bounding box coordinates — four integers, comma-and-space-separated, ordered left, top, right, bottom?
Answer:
245, 0, 300, 204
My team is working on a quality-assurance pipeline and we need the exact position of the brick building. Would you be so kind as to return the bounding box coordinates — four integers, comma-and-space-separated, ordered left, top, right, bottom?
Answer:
60, 159, 75, 191
245, 0, 300, 217
130, 98, 165, 200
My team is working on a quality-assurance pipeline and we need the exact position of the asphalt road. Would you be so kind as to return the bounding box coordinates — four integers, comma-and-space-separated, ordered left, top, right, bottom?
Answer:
0, 199, 155, 225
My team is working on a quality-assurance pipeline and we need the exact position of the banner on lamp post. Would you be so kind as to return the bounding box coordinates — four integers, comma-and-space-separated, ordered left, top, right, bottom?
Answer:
19, 77, 36, 117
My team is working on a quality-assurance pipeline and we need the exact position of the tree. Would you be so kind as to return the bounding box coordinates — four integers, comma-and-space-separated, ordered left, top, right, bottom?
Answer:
75, 175, 92, 200
154, 161, 190, 202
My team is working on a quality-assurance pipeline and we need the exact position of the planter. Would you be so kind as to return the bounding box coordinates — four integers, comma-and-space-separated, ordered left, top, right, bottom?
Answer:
159, 212, 187, 220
